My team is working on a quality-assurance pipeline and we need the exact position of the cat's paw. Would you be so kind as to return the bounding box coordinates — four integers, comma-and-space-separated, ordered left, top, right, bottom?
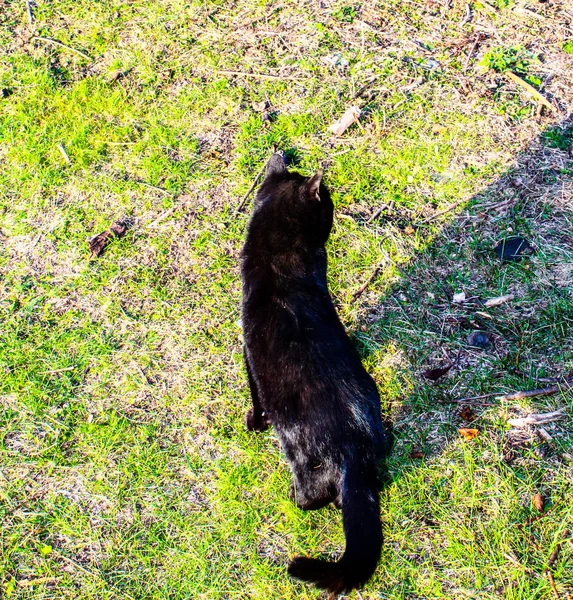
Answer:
245, 409, 270, 432
288, 481, 296, 502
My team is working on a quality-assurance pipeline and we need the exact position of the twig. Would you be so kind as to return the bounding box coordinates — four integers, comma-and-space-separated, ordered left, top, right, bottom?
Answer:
329, 105, 361, 136
352, 261, 385, 301
507, 408, 566, 428
353, 76, 379, 99
416, 198, 468, 225
25, 0, 33, 24
548, 530, 570, 570
504, 71, 556, 113
217, 69, 302, 82
452, 392, 500, 403
461, 3, 472, 26
545, 571, 559, 599
351, 236, 391, 300
32, 36, 92, 61
367, 200, 394, 224
17, 577, 60, 587
503, 552, 534, 574
41, 365, 77, 375
463, 33, 485, 73
30, 232, 42, 249
135, 181, 173, 197
236, 163, 266, 213
537, 428, 573, 462
367, 206, 384, 224
449, 396, 497, 406
57, 143, 71, 164
497, 381, 572, 403
148, 208, 175, 228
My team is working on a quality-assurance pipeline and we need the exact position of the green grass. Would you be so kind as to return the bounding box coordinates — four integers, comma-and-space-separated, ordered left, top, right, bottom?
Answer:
1, 1, 572, 599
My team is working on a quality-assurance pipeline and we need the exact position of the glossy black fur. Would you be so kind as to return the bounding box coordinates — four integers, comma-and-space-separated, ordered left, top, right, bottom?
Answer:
240, 154, 392, 593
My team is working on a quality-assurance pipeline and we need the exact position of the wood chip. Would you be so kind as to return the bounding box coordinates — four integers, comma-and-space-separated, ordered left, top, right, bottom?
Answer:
87, 219, 129, 257
532, 493, 544, 512
484, 294, 514, 308
328, 105, 361, 136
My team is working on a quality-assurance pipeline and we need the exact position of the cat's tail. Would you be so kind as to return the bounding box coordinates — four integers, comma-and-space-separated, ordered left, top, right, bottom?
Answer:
287, 461, 381, 594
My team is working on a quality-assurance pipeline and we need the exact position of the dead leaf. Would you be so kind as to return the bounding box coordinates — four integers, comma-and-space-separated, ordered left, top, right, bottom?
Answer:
532, 493, 544, 512
422, 363, 452, 381
459, 428, 479, 441
409, 450, 424, 459
459, 406, 477, 422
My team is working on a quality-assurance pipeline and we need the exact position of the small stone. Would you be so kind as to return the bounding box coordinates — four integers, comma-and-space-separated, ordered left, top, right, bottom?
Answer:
467, 330, 491, 349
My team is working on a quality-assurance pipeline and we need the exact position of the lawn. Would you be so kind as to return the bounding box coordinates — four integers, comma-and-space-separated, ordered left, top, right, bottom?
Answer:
1, 1, 572, 598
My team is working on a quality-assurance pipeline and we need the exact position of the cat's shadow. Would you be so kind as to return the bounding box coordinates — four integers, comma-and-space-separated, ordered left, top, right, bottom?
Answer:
344, 114, 572, 492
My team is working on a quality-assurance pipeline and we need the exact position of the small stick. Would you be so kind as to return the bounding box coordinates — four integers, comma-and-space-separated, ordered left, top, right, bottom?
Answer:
57, 143, 71, 163
504, 71, 556, 113
148, 208, 175, 228
367, 206, 384, 224
497, 382, 572, 403
236, 163, 266, 212
217, 69, 301, 82
32, 36, 92, 61
328, 106, 361, 136
538, 428, 573, 462
352, 236, 391, 300
367, 200, 394, 224
508, 408, 566, 428
545, 571, 559, 599
463, 34, 484, 73
42, 365, 77, 375
25, 0, 33, 24
484, 294, 515, 308
461, 3, 472, 26
17, 577, 60, 587
416, 198, 468, 225
548, 530, 570, 568
449, 396, 497, 405
352, 260, 385, 301
135, 181, 173, 196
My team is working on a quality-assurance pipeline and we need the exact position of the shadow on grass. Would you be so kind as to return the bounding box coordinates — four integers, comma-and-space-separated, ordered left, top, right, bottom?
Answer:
330, 114, 573, 596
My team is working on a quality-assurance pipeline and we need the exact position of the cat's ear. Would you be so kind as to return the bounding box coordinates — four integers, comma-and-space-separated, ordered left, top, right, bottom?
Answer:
306, 170, 323, 201
266, 153, 287, 177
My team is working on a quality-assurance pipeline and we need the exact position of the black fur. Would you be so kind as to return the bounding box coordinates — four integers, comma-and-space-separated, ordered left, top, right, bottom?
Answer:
240, 153, 391, 593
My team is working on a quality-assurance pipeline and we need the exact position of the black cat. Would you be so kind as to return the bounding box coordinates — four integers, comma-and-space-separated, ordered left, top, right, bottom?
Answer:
240, 153, 392, 593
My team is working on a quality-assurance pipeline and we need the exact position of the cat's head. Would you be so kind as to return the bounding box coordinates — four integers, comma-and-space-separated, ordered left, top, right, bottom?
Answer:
252, 153, 333, 245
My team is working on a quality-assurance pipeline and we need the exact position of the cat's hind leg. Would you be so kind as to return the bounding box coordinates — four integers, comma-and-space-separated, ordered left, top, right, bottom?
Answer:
289, 467, 337, 511
244, 348, 270, 432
